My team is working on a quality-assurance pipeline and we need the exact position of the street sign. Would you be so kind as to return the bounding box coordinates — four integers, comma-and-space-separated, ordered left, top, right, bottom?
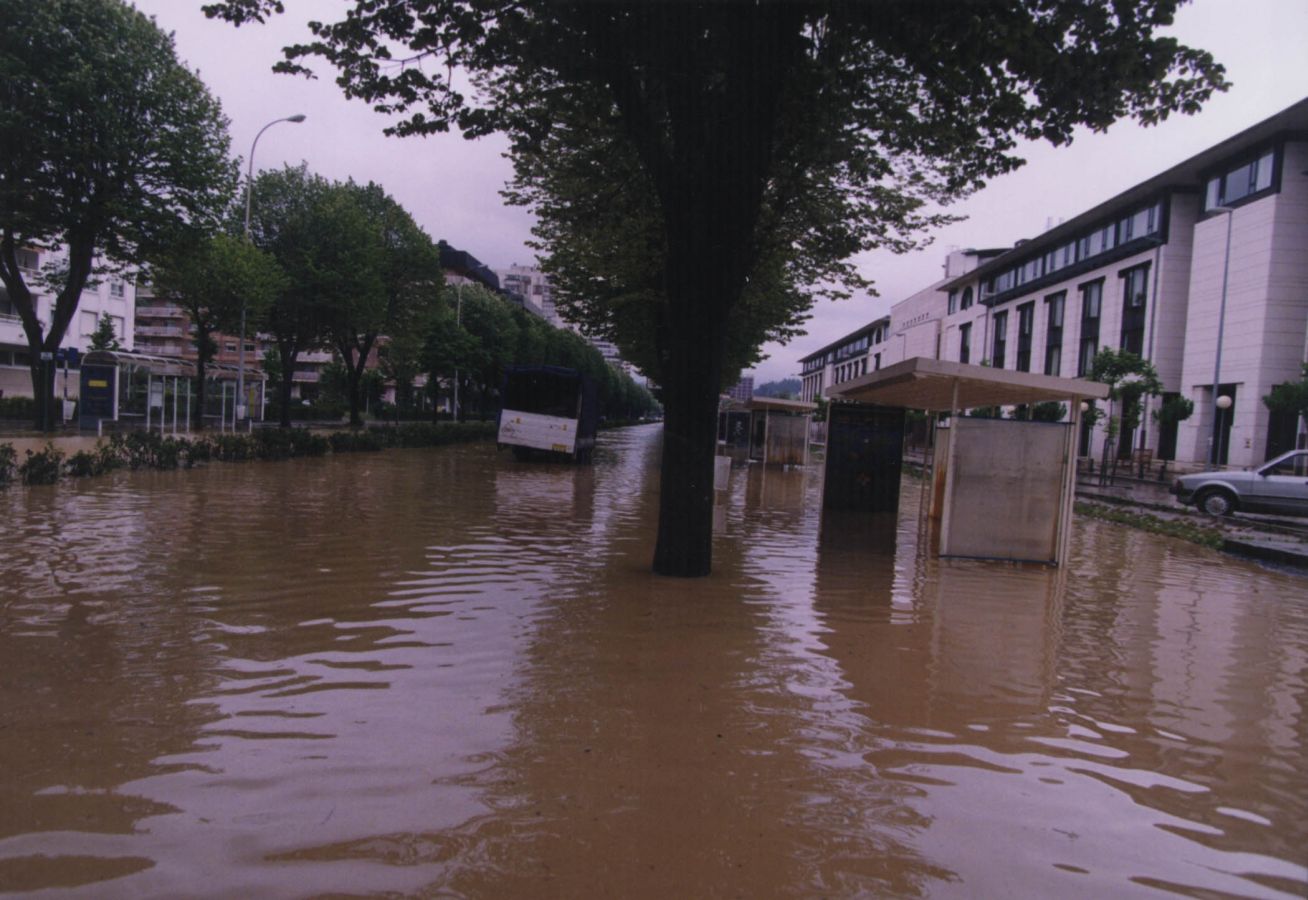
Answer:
39, 351, 53, 361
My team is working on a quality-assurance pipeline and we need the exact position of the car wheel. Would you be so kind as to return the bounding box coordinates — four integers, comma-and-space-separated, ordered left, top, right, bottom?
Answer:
1198, 489, 1236, 517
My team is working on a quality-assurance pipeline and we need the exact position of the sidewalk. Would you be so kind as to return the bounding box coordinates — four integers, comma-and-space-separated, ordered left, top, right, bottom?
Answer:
1075, 468, 1308, 571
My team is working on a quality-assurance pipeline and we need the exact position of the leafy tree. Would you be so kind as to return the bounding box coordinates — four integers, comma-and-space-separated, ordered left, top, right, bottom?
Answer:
87, 313, 122, 352
422, 304, 481, 420
457, 285, 520, 418
243, 165, 365, 427
150, 232, 285, 428
1032, 401, 1068, 424
323, 182, 445, 427
1089, 348, 1163, 478
208, 0, 1225, 575
1153, 394, 1195, 427
1, 0, 234, 430
1263, 365, 1308, 422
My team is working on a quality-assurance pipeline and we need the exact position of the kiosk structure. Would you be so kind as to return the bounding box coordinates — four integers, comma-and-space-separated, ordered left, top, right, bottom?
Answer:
828, 357, 1108, 566
717, 395, 817, 467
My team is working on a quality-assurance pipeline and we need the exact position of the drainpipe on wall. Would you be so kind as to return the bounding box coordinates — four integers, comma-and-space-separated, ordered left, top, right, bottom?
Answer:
1140, 242, 1164, 453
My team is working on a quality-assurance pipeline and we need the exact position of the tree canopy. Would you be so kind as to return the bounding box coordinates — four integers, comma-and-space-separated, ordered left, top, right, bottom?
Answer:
1, 0, 234, 428
150, 232, 286, 428
207, 0, 1226, 575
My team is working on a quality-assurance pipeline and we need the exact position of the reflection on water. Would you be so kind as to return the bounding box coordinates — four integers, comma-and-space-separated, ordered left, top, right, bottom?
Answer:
0, 425, 1305, 897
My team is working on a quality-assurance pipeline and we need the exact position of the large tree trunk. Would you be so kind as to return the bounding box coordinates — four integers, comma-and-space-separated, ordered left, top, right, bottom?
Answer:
652, 301, 726, 577
278, 340, 299, 428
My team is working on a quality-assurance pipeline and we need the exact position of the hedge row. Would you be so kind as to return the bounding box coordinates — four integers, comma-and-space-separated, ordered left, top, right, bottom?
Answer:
0, 421, 497, 488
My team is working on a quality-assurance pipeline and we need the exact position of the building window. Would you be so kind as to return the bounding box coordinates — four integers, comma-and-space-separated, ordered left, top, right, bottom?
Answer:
1205, 148, 1277, 211
960, 286, 973, 310
1078, 280, 1103, 376
15, 248, 40, 272
225, 341, 237, 352
109, 280, 125, 298
1015, 302, 1034, 372
1044, 291, 1065, 376
959, 322, 971, 365
873, 353, 881, 371
80, 310, 99, 336
947, 289, 958, 315
991, 311, 1008, 369
1119, 264, 1149, 356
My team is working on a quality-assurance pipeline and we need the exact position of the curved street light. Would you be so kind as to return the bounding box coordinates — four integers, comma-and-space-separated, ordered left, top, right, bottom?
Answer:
237, 113, 306, 425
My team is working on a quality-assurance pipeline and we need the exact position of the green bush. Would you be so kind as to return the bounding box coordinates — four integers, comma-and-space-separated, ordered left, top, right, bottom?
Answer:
329, 429, 385, 453
290, 428, 329, 456
183, 437, 212, 467
209, 433, 256, 462
20, 444, 64, 485
254, 428, 294, 460
0, 444, 16, 485
67, 449, 101, 478
368, 421, 496, 449
0, 396, 36, 421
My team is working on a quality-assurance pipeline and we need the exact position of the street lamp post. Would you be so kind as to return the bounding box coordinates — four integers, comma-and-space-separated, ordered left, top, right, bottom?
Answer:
1214, 393, 1233, 467
452, 283, 463, 421
239, 113, 306, 426
1208, 204, 1235, 468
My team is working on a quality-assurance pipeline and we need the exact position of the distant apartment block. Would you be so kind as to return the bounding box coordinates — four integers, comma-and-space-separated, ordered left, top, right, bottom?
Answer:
0, 247, 137, 398
800, 97, 1308, 470
726, 376, 754, 402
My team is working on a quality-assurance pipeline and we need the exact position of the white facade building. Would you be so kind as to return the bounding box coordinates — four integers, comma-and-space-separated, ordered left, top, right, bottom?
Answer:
800, 97, 1308, 469
1, 247, 136, 398
497, 263, 556, 324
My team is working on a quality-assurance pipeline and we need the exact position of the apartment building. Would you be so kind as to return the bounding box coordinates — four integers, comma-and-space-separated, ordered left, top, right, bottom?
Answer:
800, 97, 1308, 469
497, 263, 555, 324
0, 247, 136, 398
799, 315, 891, 402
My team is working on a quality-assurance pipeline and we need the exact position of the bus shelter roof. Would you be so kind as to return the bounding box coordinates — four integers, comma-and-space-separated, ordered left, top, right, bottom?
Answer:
83, 349, 265, 381
829, 357, 1108, 412
720, 396, 818, 414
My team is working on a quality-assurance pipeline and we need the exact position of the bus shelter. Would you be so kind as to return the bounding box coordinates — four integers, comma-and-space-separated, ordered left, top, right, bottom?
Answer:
829, 357, 1108, 565
718, 396, 817, 467
79, 350, 266, 433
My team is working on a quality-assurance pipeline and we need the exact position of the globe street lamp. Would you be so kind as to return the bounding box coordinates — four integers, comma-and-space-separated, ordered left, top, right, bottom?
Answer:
238, 113, 306, 426
1214, 393, 1233, 467
1207, 204, 1235, 467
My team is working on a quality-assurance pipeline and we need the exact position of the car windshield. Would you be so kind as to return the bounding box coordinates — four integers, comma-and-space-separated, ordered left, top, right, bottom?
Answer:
1261, 453, 1308, 477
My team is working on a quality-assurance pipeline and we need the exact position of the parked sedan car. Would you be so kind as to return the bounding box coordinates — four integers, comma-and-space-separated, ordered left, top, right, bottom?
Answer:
1171, 450, 1308, 517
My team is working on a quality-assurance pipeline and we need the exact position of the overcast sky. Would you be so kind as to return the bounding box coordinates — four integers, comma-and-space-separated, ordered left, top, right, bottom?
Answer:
134, 0, 1308, 385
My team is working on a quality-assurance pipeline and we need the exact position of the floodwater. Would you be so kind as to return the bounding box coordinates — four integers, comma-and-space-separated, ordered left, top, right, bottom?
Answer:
0, 424, 1305, 898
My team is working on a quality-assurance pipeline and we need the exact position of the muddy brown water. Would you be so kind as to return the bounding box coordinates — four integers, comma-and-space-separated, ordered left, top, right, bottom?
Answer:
0, 424, 1305, 898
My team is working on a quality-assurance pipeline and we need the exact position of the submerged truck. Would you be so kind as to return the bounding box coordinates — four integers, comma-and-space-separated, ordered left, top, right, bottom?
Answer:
497, 365, 599, 463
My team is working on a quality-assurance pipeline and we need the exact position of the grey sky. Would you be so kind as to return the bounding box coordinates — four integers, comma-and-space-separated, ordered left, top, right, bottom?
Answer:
134, 0, 1308, 385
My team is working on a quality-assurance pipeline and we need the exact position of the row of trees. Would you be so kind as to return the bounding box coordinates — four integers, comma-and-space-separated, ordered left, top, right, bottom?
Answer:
0, 0, 649, 433
423, 282, 658, 422
162, 165, 658, 429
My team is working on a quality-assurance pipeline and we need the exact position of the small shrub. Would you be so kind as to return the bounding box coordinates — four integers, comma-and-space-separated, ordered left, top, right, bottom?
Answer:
0, 444, 16, 486
329, 429, 384, 453
67, 449, 101, 478
20, 444, 64, 485
289, 428, 329, 457
183, 437, 212, 467
255, 428, 294, 460
210, 433, 256, 462
0, 396, 36, 421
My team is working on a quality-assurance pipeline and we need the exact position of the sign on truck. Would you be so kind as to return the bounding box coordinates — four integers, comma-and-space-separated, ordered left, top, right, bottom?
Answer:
497, 365, 599, 463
